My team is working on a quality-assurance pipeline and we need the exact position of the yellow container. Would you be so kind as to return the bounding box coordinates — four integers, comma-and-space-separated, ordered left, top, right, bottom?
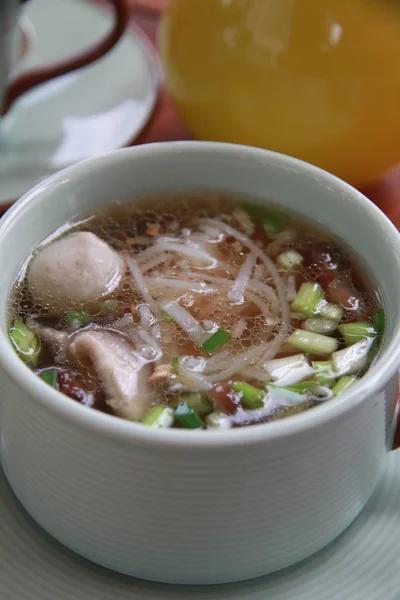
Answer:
160, 0, 400, 186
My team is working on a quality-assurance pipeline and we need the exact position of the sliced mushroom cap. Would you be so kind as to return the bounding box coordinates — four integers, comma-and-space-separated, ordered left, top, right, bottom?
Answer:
66, 329, 154, 421
27, 231, 125, 313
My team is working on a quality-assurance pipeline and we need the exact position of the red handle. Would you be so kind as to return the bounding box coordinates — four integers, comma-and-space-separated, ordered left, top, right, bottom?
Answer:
2, 0, 130, 115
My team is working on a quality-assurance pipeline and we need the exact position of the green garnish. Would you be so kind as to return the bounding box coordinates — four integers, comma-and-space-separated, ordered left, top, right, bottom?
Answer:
9, 318, 41, 367
142, 405, 174, 428
332, 376, 357, 396
40, 369, 58, 388
201, 328, 231, 354
162, 311, 173, 323
291, 283, 325, 318
174, 402, 204, 429
67, 310, 90, 329
277, 250, 303, 271
313, 361, 335, 386
285, 381, 316, 393
101, 299, 118, 314
303, 318, 337, 335
231, 381, 264, 409
368, 309, 385, 363
338, 322, 376, 346
243, 202, 284, 235
171, 356, 179, 374
287, 329, 338, 355
266, 384, 304, 406
179, 392, 213, 415
318, 302, 343, 322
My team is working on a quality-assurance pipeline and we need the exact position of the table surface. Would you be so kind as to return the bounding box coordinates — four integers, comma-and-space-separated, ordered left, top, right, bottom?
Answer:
2, 0, 400, 446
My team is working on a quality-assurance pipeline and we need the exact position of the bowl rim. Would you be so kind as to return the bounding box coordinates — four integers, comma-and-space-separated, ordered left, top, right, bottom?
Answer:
1, 141, 400, 449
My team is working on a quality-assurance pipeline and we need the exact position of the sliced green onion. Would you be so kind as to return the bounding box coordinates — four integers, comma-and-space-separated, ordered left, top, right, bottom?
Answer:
101, 299, 118, 314
40, 369, 58, 388
243, 202, 284, 235
285, 380, 316, 393
174, 402, 204, 429
303, 318, 337, 335
67, 310, 90, 329
162, 311, 173, 323
277, 250, 303, 271
332, 376, 357, 396
332, 338, 373, 376
171, 356, 179, 374
201, 328, 231, 354
373, 309, 385, 337
231, 381, 264, 409
9, 318, 41, 367
179, 392, 213, 415
206, 411, 232, 429
369, 308, 385, 363
264, 353, 314, 386
287, 329, 338, 356
313, 361, 335, 386
338, 322, 376, 345
307, 384, 334, 402
291, 283, 325, 318
266, 384, 304, 406
317, 301, 343, 322
142, 405, 174, 428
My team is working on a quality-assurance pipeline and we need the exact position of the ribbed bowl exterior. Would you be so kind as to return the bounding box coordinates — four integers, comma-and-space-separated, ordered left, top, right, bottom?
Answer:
1, 143, 400, 584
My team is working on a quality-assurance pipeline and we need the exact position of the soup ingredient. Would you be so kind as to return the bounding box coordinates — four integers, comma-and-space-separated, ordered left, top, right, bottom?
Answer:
9, 318, 40, 367
174, 402, 204, 429
9, 194, 383, 430
66, 329, 153, 420
40, 368, 58, 388
332, 376, 357, 396
287, 330, 339, 355
27, 231, 125, 312
142, 405, 174, 428
201, 328, 231, 354
338, 322, 376, 345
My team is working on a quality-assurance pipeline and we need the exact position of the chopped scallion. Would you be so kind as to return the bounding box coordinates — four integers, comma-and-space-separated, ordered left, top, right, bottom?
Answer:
303, 318, 337, 335
312, 361, 335, 386
162, 311, 173, 323
9, 318, 41, 367
338, 322, 376, 345
174, 402, 204, 429
317, 301, 343, 322
40, 369, 58, 388
291, 283, 325, 318
373, 309, 385, 337
179, 392, 213, 415
201, 328, 231, 354
142, 405, 174, 428
277, 250, 303, 271
264, 353, 314, 386
285, 381, 315, 393
287, 329, 338, 356
231, 381, 264, 409
266, 384, 304, 406
332, 376, 357, 396
67, 310, 90, 329
243, 202, 284, 235
331, 338, 373, 376
171, 356, 179, 374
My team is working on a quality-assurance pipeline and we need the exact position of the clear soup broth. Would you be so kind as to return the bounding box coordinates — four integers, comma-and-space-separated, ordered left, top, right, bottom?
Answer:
9, 195, 383, 430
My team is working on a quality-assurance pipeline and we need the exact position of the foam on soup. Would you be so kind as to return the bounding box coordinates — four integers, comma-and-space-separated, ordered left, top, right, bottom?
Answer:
8, 194, 383, 430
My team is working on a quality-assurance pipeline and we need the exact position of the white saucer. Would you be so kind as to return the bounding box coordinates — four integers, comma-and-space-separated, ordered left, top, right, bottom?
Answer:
1, 449, 399, 599
0, 0, 159, 206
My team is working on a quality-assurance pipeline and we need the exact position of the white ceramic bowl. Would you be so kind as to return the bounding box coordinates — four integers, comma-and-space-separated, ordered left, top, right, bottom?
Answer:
0, 142, 400, 585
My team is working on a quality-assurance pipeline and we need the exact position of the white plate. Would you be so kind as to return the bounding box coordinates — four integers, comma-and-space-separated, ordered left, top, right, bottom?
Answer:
1, 450, 399, 599
0, 0, 159, 206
